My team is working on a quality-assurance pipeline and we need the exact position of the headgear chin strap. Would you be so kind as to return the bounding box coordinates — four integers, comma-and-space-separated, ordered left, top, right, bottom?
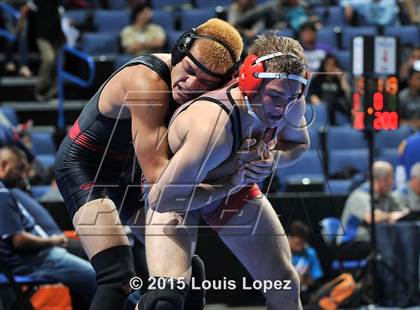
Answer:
239, 52, 310, 99
171, 28, 239, 80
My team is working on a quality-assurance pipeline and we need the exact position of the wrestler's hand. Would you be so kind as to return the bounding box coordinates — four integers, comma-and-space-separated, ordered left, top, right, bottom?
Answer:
236, 139, 270, 165
231, 151, 275, 186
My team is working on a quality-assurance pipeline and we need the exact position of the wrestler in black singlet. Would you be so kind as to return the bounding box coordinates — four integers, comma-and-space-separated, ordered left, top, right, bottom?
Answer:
55, 55, 175, 222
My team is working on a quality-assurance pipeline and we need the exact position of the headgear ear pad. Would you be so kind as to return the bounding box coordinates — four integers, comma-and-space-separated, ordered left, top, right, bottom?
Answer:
239, 54, 309, 99
171, 30, 196, 67
171, 28, 239, 79
238, 55, 264, 98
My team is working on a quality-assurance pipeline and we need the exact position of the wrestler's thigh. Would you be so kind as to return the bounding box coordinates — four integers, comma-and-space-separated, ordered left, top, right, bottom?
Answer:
145, 209, 199, 283
215, 196, 294, 294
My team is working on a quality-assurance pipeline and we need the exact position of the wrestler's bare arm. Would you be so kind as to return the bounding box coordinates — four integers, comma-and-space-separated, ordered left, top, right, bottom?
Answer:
127, 67, 173, 183
147, 102, 236, 213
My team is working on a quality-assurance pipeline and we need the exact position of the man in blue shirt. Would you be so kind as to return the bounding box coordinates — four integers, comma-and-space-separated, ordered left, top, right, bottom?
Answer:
0, 146, 96, 307
399, 131, 420, 178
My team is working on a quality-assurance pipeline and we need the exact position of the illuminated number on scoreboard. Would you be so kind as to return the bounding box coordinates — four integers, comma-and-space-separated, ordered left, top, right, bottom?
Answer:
353, 76, 399, 130
386, 76, 398, 96
373, 92, 383, 111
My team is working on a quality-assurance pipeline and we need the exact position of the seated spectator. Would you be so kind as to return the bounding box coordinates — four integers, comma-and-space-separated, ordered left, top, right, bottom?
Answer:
398, 61, 420, 129
288, 221, 323, 303
399, 47, 420, 86
339, 0, 399, 26
228, 0, 264, 45
338, 161, 408, 259
233, 0, 318, 34
393, 162, 420, 211
120, 4, 166, 56
298, 22, 335, 71
402, 0, 420, 24
307, 54, 351, 125
0, 146, 96, 308
2, 1, 33, 77
399, 131, 420, 178
366, 0, 400, 26
339, 0, 369, 25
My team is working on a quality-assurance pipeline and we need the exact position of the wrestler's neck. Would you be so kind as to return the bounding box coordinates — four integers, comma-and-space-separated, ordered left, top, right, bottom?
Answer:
230, 87, 267, 136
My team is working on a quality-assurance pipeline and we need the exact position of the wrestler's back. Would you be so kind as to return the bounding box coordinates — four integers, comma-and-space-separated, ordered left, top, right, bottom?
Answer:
98, 53, 171, 120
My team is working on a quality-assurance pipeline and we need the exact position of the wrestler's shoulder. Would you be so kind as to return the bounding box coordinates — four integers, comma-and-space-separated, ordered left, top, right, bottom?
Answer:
121, 53, 171, 90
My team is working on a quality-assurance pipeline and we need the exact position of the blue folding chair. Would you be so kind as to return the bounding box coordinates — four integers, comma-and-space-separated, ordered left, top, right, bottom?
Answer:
180, 8, 216, 31
276, 151, 325, 191
63, 9, 88, 24
384, 25, 420, 46
152, 9, 176, 30
305, 103, 328, 129
195, 0, 227, 8
81, 32, 119, 55
328, 149, 369, 177
375, 126, 413, 149
108, 0, 128, 9
152, 0, 189, 10
326, 127, 367, 150
276, 28, 295, 39
317, 26, 338, 49
314, 6, 347, 27
335, 50, 351, 72
319, 217, 367, 271
94, 9, 129, 33
341, 26, 377, 50
30, 133, 56, 155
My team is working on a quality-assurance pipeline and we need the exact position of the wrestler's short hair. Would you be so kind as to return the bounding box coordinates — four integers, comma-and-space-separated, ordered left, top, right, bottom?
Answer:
195, 18, 243, 75
248, 32, 307, 76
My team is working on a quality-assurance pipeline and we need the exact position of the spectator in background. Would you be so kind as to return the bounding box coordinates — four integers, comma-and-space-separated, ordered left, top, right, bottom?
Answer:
18, 0, 64, 101
228, 0, 264, 46
338, 161, 408, 259
288, 221, 323, 303
232, 0, 318, 34
2, 1, 33, 77
298, 22, 335, 72
339, 0, 399, 26
402, 0, 420, 24
399, 131, 420, 178
399, 47, 420, 86
365, 0, 400, 26
120, 4, 166, 56
398, 61, 420, 129
0, 146, 96, 308
393, 162, 420, 211
307, 54, 351, 125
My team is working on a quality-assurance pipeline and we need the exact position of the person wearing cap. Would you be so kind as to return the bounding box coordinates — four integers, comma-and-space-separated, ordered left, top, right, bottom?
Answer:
55, 18, 247, 310
399, 60, 420, 129
140, 33, 310, 309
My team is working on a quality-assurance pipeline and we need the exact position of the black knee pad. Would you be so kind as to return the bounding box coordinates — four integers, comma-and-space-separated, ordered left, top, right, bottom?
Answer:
137, 278, 188, 310
90, 245, 137, 310
184, 255, 206, 310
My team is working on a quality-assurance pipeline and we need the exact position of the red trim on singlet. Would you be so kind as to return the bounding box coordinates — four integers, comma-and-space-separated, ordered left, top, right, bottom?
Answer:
203, 183, 262, 229
69, 120, 130, 161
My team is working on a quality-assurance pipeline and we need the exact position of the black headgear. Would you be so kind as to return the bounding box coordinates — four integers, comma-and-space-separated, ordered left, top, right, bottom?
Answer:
171, 28, 239, 80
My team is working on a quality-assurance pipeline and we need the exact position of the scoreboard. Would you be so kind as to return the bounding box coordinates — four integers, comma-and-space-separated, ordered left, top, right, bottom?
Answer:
351, 36, 399, 131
